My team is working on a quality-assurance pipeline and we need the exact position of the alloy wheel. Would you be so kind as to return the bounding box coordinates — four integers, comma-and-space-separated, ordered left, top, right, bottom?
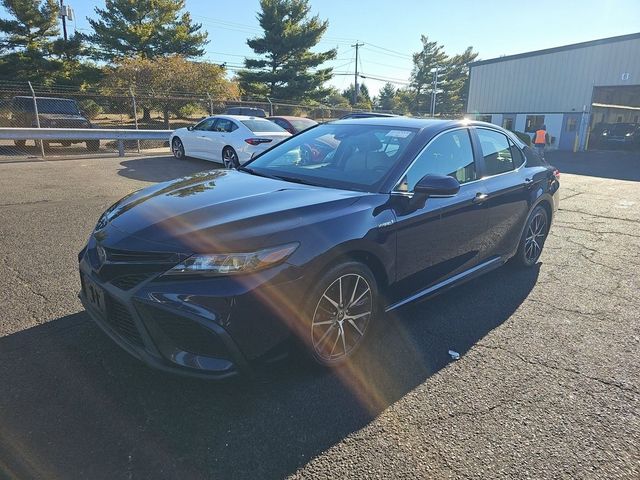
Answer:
525, 211, 547, 263
223, 148, 238, 169
172, 138, 184, 159
311, 273, 373, 362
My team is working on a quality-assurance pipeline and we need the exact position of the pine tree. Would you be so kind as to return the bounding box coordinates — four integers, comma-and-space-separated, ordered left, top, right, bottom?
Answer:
86, 0, 208, 60
238, 0, 336, 102
439, 47, 479, 115
410, 35, 447, 114
0, 0, 98, 85
376, 82, 397, 111
342, 83, 371, 108
0, 0, 59, 81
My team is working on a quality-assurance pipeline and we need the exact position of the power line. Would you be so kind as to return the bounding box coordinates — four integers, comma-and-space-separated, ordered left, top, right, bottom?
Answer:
364, 43, 413, 59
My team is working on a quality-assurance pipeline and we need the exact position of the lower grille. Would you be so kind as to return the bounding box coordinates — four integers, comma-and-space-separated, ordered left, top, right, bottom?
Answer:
105, 296, 144, 347
146, 306, 228, 359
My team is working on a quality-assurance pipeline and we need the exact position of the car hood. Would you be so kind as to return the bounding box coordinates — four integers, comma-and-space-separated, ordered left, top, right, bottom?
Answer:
103, 169, 367, 253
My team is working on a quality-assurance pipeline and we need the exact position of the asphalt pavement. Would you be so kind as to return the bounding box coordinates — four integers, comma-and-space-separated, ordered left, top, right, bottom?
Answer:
0, 150, 638, 479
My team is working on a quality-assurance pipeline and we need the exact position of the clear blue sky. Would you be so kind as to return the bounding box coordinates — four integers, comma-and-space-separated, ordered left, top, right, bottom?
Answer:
7, 0, 640, 95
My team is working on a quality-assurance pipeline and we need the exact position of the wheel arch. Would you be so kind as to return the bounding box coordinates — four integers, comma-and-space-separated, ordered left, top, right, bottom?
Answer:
309, 248, 390, 294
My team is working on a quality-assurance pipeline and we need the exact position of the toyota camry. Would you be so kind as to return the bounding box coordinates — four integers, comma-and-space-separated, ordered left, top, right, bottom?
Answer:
79, 118, 559, 379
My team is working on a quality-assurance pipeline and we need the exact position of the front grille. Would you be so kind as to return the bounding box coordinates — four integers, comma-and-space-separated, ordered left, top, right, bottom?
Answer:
110, 273, 153, 290
146, 306, 228, 359
105, 296, 144, 347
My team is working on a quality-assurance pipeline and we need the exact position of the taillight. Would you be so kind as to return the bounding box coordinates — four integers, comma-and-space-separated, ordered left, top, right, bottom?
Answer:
553, 169, 560, 179
245, 138, 272, 146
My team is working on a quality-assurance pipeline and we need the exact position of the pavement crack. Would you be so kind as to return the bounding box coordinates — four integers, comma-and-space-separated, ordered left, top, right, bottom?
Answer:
558, 208, 640, 225
476, 343, 639, 397
0, 199, 50, 207
555, 222, 640, 239
560, 191, 583, 201
525, 297, 607, 317
1, 256, 50, 303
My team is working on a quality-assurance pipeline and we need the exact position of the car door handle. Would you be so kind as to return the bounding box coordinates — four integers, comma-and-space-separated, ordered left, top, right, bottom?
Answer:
472, 192, 489, 204
524, 177, 534, 188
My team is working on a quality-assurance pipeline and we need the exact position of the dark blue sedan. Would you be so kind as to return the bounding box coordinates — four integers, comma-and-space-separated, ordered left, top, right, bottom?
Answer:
78, 118, 560, 378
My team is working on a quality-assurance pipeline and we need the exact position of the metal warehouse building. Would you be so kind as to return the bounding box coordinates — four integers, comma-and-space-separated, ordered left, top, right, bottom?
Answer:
466, 32, 640, 151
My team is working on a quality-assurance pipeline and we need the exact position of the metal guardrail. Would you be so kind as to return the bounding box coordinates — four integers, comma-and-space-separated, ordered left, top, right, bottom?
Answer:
0, 127, 172, 157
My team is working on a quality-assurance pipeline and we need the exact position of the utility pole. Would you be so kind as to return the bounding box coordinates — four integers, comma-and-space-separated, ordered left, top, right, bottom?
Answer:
430, 67, 439, 117
351, 42, 364, 105
59, 0, 68, 42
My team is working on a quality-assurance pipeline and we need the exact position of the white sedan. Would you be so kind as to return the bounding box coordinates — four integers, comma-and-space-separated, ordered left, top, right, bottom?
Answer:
170, 115, 291, 167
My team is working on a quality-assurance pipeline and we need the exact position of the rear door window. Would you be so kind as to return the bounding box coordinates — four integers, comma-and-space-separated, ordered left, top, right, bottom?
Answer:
509, 139, 526, 167
477, 129, 515, 176
214, 118, 238, 132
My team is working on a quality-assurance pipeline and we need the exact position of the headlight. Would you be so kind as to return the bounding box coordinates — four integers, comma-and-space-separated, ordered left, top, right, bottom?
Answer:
165, 243, 299, 276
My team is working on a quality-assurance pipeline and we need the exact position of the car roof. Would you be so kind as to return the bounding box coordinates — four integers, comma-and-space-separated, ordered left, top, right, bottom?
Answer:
330, 117, 524, 142
330, 116, 463, 129
13, 95, 75, 102
340, 112, 398, 119
268, 116, 317, 121
206, 115, 272, 121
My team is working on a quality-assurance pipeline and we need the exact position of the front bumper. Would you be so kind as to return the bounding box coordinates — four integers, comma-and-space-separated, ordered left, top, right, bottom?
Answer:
79, 248, 304, 379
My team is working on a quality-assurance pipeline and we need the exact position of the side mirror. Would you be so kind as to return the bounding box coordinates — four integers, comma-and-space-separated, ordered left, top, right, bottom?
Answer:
187, 125, 194, 131
407, 174, 460, 210
414, 174, 460, 197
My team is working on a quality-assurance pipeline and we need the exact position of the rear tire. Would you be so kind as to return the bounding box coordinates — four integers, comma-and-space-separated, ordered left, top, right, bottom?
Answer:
303, 261, 378, 367
514, 205, 549, 267
222, 146, 239, 169
86, 140, 100, 151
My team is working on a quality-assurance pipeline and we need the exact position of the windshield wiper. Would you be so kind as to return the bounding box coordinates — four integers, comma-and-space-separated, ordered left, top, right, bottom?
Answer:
270, 174, 321, 187
238, 166, 320, 187
237, 166, 279, 180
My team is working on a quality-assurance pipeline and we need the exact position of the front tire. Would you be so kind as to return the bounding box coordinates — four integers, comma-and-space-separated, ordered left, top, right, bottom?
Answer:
305, 261, 378, 367
172, 137, 185, 159
222, 146, 239, 169
514, 205, 549, 267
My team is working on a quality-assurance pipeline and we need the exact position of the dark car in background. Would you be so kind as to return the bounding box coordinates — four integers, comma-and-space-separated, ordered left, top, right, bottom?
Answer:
340, 112, 398, 119
268, 116, 318, 134
8, 96, 99, 151
600, 122, 640, 150
79, 118, 559, 379
223, 106, 267, 118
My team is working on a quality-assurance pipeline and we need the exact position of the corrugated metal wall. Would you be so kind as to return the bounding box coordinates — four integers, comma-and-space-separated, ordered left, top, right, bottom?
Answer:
467, 36, 640, 113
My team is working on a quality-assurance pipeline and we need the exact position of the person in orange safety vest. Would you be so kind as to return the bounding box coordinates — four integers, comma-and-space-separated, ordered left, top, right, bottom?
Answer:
533, 124, 549, 157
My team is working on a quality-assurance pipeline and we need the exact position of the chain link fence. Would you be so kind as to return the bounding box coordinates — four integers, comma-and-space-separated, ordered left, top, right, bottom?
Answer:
0, 80, 461, 161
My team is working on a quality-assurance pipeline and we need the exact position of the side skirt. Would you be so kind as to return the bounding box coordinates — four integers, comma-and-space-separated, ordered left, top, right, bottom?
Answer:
384, 256, 505, 312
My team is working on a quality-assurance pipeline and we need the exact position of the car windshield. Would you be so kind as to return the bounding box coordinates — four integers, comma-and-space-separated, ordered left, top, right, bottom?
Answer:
241, 119, 286, 133
244, 123, 417, 191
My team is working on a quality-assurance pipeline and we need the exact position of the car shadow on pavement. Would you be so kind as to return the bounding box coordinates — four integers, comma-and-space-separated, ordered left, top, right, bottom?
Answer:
547, 150, 640, 182
117, 156, 219, 183
0, 264, 539, 480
